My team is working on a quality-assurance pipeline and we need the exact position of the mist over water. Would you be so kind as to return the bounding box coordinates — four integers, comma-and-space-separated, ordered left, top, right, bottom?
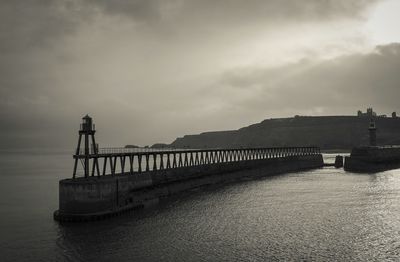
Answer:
1, 151, 400, 261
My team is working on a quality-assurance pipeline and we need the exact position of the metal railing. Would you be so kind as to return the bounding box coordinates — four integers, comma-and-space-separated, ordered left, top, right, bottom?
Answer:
79, 124, 95, 132
79, 147, 198, 155
73, 146, 321, 178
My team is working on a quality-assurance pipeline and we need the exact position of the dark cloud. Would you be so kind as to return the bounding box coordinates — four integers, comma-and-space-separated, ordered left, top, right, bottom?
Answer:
0, 0, 393, 150
4, 42, 399, 149
0, 0, 88, 53
87, 0, 380, 24
0, 0, 381, 54
84, 0, 164, 22
219, 43, 400, 115
0, 0, 379, 53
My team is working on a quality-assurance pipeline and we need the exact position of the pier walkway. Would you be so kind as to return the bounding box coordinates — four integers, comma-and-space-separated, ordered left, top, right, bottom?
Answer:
55, 115, 323, 222
73, 146, 321, 179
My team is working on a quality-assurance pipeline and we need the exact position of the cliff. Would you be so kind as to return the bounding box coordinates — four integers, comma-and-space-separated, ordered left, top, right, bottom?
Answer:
170, 116, 400, 150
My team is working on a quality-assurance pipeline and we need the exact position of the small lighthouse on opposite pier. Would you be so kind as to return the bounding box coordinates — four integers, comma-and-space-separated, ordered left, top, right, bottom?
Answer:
369, 119, 377, 146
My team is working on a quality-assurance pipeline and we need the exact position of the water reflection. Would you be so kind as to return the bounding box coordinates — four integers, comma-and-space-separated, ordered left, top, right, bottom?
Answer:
2, 151, 400, 261
54, 167, 400, 262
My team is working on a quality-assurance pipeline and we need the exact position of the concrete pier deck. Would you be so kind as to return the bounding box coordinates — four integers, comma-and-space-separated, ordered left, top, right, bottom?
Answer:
55, 154, 323, 222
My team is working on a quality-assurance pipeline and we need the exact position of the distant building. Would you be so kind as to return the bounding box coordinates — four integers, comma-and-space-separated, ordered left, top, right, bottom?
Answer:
393, 112, 397, 118
357, 108, 377, 117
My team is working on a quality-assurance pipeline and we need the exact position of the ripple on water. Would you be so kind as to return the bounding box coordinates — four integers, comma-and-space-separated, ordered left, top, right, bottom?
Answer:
1, 151, 400, 261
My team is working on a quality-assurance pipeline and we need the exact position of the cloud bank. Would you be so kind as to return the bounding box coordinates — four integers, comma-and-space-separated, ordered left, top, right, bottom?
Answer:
1, 0, 396, 149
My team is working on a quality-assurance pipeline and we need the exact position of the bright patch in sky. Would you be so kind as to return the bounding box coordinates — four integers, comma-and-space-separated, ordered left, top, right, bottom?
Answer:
366, 0, 400, 44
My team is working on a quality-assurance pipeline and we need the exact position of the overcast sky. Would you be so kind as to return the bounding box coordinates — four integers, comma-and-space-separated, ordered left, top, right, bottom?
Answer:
1, 0, 400, 149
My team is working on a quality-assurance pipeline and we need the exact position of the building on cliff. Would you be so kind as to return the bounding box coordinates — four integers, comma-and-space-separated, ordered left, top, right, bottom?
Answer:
357, 108, 377, 117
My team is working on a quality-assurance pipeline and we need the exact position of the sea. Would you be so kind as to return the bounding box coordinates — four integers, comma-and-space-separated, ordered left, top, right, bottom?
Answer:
1, 150, 400, 262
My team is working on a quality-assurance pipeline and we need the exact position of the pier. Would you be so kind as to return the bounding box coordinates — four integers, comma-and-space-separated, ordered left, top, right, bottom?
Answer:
54, 116, 324, 222
74, 146, 320, 178
344, 119, 400, 172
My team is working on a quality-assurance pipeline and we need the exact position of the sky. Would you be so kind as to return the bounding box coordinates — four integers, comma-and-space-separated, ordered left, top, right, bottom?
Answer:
1, 0, 400, 149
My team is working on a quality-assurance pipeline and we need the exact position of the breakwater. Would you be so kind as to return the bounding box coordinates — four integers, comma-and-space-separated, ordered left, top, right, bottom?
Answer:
54, 147, 323, 222
54, 116, 324, 222
344, 146, 400, 172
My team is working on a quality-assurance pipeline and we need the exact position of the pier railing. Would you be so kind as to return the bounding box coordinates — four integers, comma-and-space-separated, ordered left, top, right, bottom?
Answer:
79, 147, 199, 155
73, 146, 320, 178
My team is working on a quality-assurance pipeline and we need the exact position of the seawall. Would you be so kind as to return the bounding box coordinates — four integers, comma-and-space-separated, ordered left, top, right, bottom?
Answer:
344, 157, 400, 173
344, 146, 400, 172
54, 154, 323, 222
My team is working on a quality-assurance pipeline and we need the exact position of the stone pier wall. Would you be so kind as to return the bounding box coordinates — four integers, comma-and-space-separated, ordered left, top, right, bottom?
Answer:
55, 154, 323, 222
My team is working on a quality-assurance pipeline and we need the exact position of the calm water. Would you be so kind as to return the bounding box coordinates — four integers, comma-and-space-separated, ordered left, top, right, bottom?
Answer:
1, 151, 400, 261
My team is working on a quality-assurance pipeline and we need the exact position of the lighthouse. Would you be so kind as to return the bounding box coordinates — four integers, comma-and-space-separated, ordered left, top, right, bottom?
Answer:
73, 115, 100, 178
368, 119, 377, 147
